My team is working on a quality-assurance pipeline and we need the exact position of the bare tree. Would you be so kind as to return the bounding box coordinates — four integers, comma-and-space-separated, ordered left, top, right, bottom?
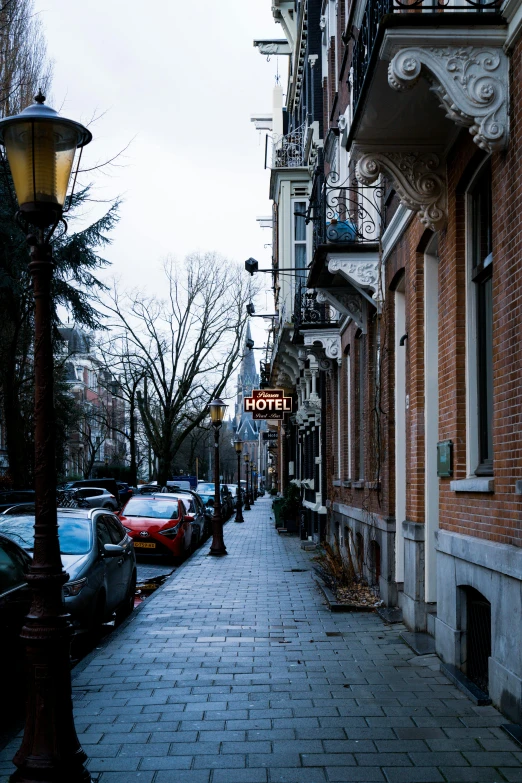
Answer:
70, 400, 108, 479
96, 336, 146, 486
0, 0, 52, 117
102, 253, 254, 487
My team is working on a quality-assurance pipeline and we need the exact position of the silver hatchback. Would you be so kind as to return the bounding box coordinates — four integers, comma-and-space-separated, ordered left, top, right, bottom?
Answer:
0, 509, 137, 630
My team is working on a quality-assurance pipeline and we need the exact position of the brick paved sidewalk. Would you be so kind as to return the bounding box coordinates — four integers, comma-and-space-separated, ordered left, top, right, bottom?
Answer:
1, 498, 521, 783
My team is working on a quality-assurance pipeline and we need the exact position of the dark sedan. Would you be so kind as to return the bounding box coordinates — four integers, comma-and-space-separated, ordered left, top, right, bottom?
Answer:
0, 510, 137, 630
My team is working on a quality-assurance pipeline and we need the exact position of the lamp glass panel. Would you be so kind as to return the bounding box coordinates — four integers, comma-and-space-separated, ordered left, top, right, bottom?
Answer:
209, 401, 227, 423
234, 440, 243, 453
4, 120, 79, 208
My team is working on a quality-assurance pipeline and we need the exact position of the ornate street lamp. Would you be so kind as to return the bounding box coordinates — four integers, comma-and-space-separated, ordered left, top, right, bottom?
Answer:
233, 439, 244, 523
243, 453, 251, 511
208, 398, 228, 556
0, 92, 92, 783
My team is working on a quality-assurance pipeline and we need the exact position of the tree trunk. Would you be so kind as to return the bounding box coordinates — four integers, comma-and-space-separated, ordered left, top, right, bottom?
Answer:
128, 397, 138, 487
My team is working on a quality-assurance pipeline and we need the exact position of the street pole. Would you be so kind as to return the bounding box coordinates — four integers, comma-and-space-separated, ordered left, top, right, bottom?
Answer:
208, 399, 227, 556
244, 456, 251, 511
250, 463, 255, 505
11, 237, 90, 783
0, 92, 93, 783
234, 441, 244, 523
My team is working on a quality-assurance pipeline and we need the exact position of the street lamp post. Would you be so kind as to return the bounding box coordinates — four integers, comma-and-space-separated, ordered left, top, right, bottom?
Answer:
208, 398, 228, 556
0, 92, 92, 783
244, 454, 251, 511
250, 462, 255, 505
233, 439, 244, 523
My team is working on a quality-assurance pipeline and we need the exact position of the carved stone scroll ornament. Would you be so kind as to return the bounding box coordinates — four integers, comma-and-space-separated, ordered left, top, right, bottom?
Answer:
356, 151, 447, 232
388, 46, 508, 153
302, 330, 342, 364
316, 289, 365, 332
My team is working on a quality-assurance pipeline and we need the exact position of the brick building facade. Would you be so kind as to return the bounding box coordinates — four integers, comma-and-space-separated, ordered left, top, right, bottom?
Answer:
253, 0, 522, 722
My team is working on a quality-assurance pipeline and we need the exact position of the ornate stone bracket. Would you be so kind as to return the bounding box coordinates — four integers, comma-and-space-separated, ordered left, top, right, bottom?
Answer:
302, 329, 342, 365
316, 288, 366, 333
356, 151, 447, 232
388, 44, 509, 154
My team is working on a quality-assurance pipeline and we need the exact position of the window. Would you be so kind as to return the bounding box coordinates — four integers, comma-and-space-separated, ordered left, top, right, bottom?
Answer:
346, 348, 352, 479
336, 365, 341, 478
356, 335, 365, 480
293, 201, 307, 283
96, 518, 112, 550
104, 516, 125, 544
468, 161, 493, 476
372, 316, 381, 480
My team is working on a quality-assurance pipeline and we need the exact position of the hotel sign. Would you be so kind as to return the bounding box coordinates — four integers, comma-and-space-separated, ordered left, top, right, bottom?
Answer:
244, 389, 293, 420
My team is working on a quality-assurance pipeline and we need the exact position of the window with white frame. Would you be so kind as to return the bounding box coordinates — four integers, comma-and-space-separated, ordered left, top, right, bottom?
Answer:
293, 200, 308, 283
356, 335, 365, 480
346, 348, 352, 479
466, 159, 493, 476
336, 365, 341, 477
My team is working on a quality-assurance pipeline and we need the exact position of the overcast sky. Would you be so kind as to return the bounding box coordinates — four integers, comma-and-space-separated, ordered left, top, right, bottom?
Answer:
33, 0, 285, 359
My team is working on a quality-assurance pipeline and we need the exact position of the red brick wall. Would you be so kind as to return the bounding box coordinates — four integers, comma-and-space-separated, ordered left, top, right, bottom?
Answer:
437, 38, 522, 546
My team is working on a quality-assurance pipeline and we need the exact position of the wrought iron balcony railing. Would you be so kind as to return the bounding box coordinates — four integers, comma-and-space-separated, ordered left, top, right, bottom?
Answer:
352, 0, 502, 115
293, 283, 337, 329
271, 123, 307, 168
308, 171, 384, 258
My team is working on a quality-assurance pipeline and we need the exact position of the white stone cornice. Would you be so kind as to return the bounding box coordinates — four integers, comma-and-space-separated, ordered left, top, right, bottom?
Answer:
302, 328, 342, 364
388, 42, 509, 153
316, 288, 366, 333
356, 150, 447, 232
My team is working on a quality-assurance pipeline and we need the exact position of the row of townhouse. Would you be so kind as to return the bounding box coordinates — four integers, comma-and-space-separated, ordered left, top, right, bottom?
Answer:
253, 0, 522, 723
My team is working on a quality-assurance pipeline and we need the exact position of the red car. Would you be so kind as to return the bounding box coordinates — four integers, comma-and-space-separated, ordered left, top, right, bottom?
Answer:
119, 495, 192, 559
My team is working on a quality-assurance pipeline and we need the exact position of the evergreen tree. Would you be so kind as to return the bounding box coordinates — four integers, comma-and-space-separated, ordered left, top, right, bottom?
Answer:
0, 175, 120, 487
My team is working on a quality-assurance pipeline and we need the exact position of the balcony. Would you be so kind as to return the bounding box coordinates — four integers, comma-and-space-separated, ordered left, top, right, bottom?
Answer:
347, 0, 507, 232
270, 123, 307, 169
304, 168, 383, 333
352, 0, 502, 120
308, 170, 383, 260
293, 283, 338, 331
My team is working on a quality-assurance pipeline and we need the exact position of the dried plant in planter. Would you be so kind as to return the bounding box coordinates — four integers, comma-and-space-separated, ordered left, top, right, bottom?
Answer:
313, 538, 383, 608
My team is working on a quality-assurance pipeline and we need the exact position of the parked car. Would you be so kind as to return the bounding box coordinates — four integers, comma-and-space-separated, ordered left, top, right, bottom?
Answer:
0, 533, 32, 728
2, 503, 35, 515
150, 491, 209, 545
70, 487, 119, 511
117, 482, 133, 505
118, 495, 192, 560
0, 510, 137, 630
135, 483, 159, 495
0, 533, 32, 663
0, 490, 35, 513
61, 478, 120, 504
196, 482, 233, 519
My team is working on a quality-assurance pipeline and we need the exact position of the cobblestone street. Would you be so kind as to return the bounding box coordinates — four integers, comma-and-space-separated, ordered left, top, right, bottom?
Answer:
1, 498, 520, 783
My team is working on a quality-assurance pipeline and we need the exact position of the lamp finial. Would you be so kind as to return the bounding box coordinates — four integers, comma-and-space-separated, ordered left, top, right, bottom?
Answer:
34, 89, 46, 104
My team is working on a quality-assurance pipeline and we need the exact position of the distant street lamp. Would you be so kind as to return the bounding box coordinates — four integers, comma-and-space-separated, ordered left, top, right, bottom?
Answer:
233, 439, 244, 523
208, 398, 228, 556
250, 461, 256, 505
244, 453, 251, 511
0, 92, 92, 783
